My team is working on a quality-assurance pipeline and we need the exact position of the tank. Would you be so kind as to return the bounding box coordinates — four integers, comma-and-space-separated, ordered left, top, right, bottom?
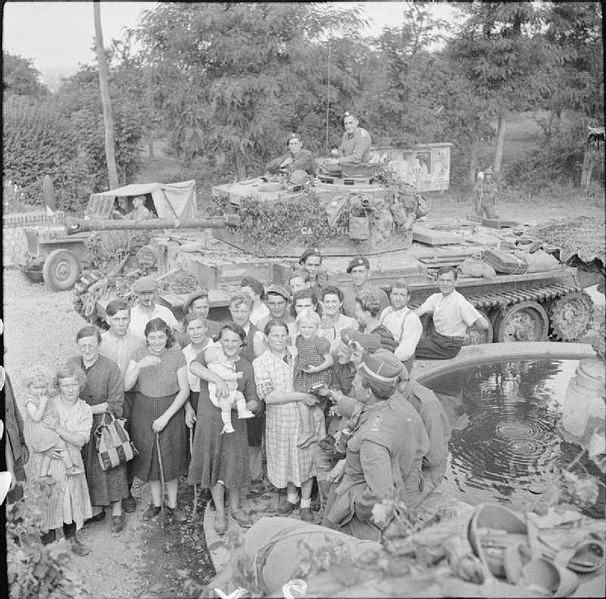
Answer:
69, 160, 596, 345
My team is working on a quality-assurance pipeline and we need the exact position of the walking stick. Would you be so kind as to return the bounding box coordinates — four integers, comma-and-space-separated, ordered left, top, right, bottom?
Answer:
155, 432, 166, 529
189, 427, 199, 518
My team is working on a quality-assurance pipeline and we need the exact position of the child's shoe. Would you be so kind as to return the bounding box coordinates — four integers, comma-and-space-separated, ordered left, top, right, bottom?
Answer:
237, 409, 256, 420
221, 424, 235, 434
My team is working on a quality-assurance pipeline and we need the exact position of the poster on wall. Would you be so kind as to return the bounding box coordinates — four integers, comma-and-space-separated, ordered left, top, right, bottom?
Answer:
374, 143, 452, 192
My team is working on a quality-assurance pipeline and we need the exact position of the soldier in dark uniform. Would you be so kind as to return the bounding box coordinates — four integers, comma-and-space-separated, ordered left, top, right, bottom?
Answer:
265, 133, 316, 181
324, 352, 430, 541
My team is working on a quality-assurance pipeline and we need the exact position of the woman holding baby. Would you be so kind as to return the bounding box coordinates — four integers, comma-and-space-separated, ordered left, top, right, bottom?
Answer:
187, 322, 260, 535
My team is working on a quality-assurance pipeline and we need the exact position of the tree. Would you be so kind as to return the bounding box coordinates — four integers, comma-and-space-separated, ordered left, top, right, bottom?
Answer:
2, 51, 48, 98
136, 2, 365, 178
447, 2, 556, 178
93, 1, 119, 189
543, 2, 603, 190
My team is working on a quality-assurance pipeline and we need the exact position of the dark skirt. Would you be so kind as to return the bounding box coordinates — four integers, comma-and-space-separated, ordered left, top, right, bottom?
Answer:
247, 414, 265, 447
187, 386, 250, 491
82, 414, 129, 505
130, 392, 188, 482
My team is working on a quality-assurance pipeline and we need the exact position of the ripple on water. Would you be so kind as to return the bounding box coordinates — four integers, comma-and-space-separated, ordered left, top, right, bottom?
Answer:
428, 359, 605, 516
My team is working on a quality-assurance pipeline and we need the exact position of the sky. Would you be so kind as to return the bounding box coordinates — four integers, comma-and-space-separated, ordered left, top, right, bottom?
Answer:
3, 1, 460, 76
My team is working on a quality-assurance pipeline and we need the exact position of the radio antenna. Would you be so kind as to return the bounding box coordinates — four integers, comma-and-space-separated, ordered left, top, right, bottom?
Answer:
325, 41, 331, 156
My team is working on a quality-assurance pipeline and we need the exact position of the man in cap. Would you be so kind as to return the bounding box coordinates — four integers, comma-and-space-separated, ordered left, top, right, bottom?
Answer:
257, 283, 293, 331
324, 351, 429, 541
183, 288, 222, 339
341, 256, 389, 319
318, 113, 372, 177
379, 280, 423, 373
415, 266, 489, 360
265, 133, 316, 180
311, 327, 381, 512
128, 276, 180, 340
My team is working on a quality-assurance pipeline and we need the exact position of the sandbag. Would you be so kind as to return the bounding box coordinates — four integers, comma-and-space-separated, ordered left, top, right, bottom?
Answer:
458, 258, 497, 280
523, 249, 561, 273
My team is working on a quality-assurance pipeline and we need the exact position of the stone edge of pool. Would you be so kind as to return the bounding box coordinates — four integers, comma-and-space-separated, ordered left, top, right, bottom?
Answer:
414, 341, 597, 384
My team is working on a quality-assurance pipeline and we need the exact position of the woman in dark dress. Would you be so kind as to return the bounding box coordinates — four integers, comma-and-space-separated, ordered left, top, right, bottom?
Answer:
187, 323, 260, 535
124, 318, 190, 523
71, 325, 129, 534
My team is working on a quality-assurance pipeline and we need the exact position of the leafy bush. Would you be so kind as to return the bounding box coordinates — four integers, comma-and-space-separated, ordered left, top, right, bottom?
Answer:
2, 96, 88, 209
7, 479, 90, 599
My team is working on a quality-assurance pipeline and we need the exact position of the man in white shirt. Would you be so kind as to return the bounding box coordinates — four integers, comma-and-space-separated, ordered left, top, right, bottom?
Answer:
379, 280, 422, 373
128, 276, 180, 340
414, 266, 489, 360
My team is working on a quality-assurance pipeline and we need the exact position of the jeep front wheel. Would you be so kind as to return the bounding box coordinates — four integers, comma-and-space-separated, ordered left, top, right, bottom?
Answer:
42, 249, 80, 291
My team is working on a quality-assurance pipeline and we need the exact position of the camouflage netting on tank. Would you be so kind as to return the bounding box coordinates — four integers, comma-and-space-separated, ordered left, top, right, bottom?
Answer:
533, 217, 605, 272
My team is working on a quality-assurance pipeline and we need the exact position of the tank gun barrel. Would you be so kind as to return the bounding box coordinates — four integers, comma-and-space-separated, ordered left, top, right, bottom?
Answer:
65, 215, 240, 235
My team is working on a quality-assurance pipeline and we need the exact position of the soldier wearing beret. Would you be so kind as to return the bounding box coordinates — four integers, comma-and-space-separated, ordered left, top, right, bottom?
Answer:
341, 256, 389, 319
324, 352, 430, 541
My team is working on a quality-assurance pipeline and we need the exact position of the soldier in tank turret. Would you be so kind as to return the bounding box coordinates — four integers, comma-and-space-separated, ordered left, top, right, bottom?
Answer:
318, 112, 373, 177
265, 133, 316, 183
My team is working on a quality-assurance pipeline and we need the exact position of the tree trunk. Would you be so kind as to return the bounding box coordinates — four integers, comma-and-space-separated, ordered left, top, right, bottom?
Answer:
580, 146, 595, 192
93, 2, 119, 190
235, 152, 246, 180
493, 111, 506, 175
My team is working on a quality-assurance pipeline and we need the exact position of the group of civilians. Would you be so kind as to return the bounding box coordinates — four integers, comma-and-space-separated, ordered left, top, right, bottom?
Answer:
4, 246, 491, 553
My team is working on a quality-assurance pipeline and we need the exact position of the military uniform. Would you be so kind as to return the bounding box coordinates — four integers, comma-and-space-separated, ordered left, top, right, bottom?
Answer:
324, 392, 429, 541
266, 148, 316, 176
401, 380, 450, 495
338, 127, 371, 165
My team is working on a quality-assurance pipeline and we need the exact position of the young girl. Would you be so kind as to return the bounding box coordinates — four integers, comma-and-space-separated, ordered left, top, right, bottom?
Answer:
205, 345, 255, 434
293, 309, 333, 448
22, 365, 81, 478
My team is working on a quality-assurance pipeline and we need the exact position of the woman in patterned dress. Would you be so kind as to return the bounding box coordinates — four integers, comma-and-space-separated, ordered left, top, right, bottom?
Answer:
71, 325, 129, 534
124, 318, 190, 523
26, 362, 93, 555
252, 320, 324, 522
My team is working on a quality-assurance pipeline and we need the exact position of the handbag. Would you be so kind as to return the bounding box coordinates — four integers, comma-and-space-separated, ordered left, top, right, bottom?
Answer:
95, 412, 138, 471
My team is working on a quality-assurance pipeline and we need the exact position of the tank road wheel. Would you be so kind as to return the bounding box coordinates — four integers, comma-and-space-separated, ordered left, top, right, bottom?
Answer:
493, 301, 549, 343
463, 309, 493, 346
42, 249, 80, 291
549, 290, 594, 341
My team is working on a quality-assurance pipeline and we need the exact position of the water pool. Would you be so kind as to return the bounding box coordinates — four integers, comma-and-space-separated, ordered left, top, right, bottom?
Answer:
424, 359, 605, 518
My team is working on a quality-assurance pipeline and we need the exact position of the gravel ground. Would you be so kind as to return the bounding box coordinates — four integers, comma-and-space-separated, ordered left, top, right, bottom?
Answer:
2, 268, 214, 598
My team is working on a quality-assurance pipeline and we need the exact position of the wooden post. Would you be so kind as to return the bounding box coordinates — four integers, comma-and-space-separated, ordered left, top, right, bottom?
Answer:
93, 2, 119, 189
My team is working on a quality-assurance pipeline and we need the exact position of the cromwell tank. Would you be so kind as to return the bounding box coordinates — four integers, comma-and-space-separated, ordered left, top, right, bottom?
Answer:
68, 147, 597, 345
